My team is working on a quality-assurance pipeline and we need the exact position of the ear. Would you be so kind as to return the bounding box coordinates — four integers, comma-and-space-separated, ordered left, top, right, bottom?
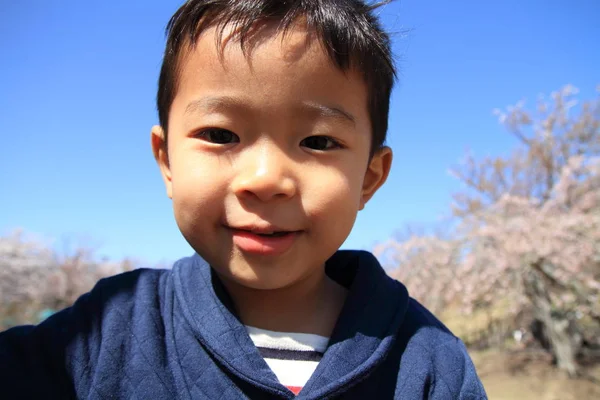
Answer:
151, 125, 173, 199
359, 146, 392, 210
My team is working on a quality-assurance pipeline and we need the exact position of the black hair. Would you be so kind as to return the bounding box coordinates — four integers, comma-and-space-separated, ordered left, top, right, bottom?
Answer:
157, 0, 396, 155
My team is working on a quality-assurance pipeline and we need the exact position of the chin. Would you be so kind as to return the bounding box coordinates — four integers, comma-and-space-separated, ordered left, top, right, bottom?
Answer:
218, 270, 290, 291
217, 260, 306, 291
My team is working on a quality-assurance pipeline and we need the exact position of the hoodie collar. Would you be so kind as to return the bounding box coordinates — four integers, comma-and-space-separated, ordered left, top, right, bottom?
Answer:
173, 250, 409, 399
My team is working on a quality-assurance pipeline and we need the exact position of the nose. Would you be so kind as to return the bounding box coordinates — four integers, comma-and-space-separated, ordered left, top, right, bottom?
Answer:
231, 142, 297, 202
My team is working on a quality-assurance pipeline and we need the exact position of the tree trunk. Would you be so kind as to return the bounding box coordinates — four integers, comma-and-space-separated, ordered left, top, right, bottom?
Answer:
523, 265, 581, 377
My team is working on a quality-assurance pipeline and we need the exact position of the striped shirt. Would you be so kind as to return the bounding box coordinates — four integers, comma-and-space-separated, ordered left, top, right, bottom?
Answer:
245, 326, 330, 395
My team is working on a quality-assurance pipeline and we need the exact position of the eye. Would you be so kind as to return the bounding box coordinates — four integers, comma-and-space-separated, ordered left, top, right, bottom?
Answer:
300, 136, 342, 151
196, 128, 240, 144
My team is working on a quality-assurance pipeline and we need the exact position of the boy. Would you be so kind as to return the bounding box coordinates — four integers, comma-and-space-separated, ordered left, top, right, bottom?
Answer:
0, 0, 487, 398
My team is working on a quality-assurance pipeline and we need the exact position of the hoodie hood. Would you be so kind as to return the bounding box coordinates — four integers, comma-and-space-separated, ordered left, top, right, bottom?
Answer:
173, 250, 410, 399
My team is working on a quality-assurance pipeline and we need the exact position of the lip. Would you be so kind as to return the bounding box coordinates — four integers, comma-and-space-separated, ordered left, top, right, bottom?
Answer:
232, 224, 293, 235
228, 227, 301, 255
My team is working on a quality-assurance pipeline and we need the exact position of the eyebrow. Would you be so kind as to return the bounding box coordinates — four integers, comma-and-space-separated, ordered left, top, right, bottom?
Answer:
184, 96, 356, 126
184, 96, 248, 116
301, 101, 356, 126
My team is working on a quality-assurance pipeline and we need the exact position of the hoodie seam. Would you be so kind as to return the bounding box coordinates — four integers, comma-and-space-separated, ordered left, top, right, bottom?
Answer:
167, 265, 195, 400
310, 276, 408, 398
174, 259, 291, 398
305, 258, 383, 393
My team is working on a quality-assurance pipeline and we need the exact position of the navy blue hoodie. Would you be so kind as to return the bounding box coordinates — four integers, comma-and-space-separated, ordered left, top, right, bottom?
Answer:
0, 250, 487, 399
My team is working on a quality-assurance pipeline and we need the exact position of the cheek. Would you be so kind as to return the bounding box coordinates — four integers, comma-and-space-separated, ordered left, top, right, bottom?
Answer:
303, 165, 364, 230
170, 154, 227, 221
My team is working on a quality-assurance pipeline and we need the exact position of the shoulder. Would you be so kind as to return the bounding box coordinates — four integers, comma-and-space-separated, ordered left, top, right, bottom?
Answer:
401, 298, 456, 347
63, 266, 173, 345
86, 267, 171, 309
0, 267, 172, 398
51, 267, 172, 331
398, 298, 488, 399
1, 266, 172, 349
93, 266, 170, 294
0, 266, 170, 335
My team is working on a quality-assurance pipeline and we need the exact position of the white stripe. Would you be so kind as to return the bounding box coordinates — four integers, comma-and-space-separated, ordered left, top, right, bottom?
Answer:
263, 358, 320, 387
245, 326, 329, 353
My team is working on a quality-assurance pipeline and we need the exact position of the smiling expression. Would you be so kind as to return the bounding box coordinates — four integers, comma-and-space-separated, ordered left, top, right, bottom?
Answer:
152, 21, 391, 291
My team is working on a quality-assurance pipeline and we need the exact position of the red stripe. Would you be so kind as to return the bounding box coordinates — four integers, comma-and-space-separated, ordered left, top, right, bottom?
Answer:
287, 385, 302, 395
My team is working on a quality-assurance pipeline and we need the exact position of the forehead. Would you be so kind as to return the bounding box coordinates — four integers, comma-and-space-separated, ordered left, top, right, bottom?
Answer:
168, 21, 370, 132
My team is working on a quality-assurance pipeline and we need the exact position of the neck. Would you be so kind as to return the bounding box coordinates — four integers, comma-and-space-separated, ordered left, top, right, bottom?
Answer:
219, 267, 348, 337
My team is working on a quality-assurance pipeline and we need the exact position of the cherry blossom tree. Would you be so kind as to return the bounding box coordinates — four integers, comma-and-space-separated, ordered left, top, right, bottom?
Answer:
377, 85, 600, 376
0, 229, 133, 330
454, 155, 600, 376
0, 229, 57, 328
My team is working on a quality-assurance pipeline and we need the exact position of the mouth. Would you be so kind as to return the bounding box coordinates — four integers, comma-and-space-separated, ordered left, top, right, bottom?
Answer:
240, 230, 292, 237
226, 226, 302, 255
228, 225, 301, 236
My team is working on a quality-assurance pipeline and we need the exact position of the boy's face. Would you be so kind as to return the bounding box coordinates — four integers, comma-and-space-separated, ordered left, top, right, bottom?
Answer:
152, 22, 391, 291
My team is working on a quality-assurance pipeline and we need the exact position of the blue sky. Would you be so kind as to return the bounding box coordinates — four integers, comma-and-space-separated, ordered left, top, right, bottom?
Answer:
1, 0, 598, 266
